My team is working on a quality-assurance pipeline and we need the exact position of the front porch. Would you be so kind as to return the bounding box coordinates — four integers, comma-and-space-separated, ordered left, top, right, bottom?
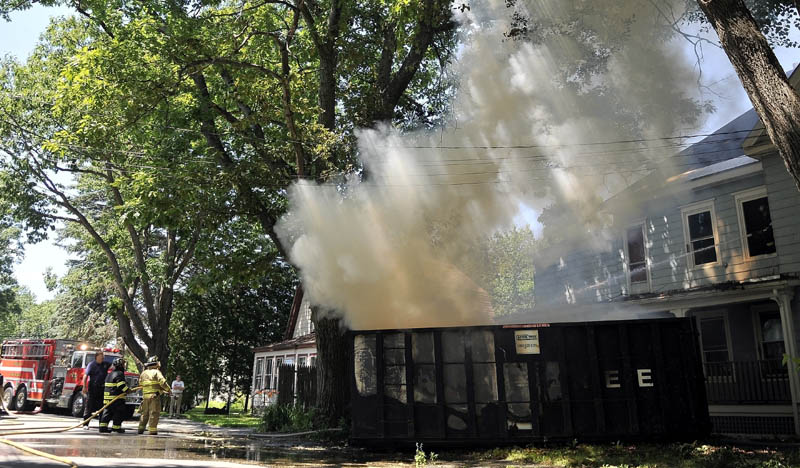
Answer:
686, 293, 799, 438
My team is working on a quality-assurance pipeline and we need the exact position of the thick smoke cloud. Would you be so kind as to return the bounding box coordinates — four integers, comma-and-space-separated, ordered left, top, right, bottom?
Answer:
277, 0, 711, 329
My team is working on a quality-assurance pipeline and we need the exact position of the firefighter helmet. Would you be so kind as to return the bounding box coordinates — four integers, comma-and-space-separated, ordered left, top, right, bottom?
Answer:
145, 356, 160, 367
112, 358, 126, 371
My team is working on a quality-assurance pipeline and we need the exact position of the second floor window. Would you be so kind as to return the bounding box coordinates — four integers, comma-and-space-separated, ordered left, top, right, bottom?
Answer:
625, 225, 648, 284
735, 188, 776, 259
682, 201, 719, 267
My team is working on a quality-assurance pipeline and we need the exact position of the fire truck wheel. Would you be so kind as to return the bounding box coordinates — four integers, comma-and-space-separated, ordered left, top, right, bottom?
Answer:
70, 393, 85, 418
2, 385, 16, 410
14, 386, 28, 410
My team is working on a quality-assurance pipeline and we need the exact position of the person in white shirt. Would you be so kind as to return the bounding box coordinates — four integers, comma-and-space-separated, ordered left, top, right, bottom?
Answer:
169, 375, 185, 417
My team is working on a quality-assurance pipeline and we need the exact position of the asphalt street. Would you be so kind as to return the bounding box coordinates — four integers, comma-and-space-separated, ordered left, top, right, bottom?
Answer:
0, 412, 390, 467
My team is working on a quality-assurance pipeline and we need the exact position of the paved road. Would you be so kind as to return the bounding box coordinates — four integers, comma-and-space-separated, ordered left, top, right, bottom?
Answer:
0, 413, 409, 467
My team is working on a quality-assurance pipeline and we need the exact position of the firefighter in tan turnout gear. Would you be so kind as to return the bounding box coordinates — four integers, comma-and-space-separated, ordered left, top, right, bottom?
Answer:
138, 356, 171, 435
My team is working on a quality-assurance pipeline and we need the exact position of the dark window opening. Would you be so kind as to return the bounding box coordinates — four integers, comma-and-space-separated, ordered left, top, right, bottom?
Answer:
741, 196, 776, 257
699, 316, 731, 378
626, 225, 647, 284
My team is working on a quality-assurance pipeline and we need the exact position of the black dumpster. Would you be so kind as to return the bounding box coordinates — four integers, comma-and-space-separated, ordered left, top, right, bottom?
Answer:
350, 318, 709, 446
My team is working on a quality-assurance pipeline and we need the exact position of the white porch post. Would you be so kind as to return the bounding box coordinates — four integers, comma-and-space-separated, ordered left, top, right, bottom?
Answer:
670, 308, 688, 318
774, 289, 800, 436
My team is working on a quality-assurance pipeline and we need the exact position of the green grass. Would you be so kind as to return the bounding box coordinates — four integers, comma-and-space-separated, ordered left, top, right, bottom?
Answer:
182, 397, 261, 429
468, 442, 800, 468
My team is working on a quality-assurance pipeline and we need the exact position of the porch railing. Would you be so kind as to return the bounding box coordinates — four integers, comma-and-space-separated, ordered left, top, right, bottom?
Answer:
704, 359, 791, 404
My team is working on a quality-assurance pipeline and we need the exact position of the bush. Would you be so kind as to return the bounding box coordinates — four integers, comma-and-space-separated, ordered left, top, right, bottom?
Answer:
259, 403, 317, 433
700, 446, 747, 468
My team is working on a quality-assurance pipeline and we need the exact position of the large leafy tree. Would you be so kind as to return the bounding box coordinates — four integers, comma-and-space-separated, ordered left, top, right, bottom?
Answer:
1, 0, 460, 423
0, 219, 21, 330
0, 18, 230, 368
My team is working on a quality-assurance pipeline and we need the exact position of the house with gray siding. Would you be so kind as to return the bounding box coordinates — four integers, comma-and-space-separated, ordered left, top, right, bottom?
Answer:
521, 73, 800, 437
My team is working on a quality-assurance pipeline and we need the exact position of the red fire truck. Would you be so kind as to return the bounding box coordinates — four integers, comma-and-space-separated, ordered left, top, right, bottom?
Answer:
0, 339, 142, 419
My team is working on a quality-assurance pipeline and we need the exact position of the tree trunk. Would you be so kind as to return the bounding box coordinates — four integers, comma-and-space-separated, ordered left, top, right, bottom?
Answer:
205, 380, 211, 410
698, 0, 800, 191
318, 53, 337, 131
313, 311, 350, 427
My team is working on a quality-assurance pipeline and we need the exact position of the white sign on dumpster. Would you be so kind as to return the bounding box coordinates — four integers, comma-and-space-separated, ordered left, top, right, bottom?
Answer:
514, 330, 540, 354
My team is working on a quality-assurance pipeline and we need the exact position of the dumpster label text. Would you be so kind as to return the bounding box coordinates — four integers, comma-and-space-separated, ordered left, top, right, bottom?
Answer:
514, 330, 540, 354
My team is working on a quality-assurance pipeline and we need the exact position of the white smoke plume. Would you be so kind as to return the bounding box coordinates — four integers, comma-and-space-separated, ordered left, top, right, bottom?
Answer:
277, 0, 712, 330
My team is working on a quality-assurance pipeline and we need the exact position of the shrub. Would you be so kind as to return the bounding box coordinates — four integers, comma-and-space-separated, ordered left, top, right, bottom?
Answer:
414, 443, 438, 467
259, 403, 317, 433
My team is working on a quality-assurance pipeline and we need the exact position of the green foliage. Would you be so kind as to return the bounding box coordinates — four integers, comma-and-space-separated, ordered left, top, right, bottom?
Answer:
470, 442, 800, 468
259, 403, 317, 433
462, 226, 537, 317
0, 0, 461, 425
0, 216, 21, 330
415, 443, 439, 467
169, 271, 294, 406
183, 399, 262, 429
682, 0, 800, 49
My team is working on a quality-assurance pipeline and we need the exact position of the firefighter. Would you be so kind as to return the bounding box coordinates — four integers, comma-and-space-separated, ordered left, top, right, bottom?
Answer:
99, 358, 129, 434
82, 351, 109, 428
137, 356, 170, 435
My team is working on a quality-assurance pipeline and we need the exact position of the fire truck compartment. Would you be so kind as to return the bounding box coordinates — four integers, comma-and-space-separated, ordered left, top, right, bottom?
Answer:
349, 318, 709, 446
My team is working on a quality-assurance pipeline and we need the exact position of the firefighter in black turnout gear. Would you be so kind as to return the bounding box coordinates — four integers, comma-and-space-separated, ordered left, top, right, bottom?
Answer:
99, 358, 129, 433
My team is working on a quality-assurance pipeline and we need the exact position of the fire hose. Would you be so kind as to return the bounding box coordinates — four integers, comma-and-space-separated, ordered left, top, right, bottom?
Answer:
0, 386, 143, 467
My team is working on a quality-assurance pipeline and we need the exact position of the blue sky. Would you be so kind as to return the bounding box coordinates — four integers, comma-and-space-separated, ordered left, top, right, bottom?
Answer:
2, 5, 798, 302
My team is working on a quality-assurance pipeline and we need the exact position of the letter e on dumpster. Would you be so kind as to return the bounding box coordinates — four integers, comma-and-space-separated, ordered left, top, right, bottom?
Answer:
514, 330, 540, 354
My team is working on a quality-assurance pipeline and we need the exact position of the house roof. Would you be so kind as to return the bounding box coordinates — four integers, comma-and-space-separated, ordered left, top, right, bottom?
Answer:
678, 108, 760, 170
284, 284, 304, 341
253, 332, 316, 353
603, 106, 763, 208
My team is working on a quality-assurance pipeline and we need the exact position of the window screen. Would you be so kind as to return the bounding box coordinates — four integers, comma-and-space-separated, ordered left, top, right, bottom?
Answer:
741, 197, 776, 257
759, 311, 785, 361
687, 211, 717, 265
626, 225, 647, 284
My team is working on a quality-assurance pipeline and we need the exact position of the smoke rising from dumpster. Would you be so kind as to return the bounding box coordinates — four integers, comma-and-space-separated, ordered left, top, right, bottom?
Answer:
277, 0, 713, 329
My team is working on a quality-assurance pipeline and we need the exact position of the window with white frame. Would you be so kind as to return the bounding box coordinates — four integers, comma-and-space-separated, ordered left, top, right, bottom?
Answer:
757, 310, 785, 361
298, 355, 307, 368
681, 201, 719, 267
735, 187, 776, 259
625, 224, 648, 285
254, 357, 264, 391
273, 357, 283, 389
264, 358, 273, 389
696, 313, 732, 378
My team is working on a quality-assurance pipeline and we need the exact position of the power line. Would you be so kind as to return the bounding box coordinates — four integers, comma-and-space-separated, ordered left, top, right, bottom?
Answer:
378, 128, 756, 150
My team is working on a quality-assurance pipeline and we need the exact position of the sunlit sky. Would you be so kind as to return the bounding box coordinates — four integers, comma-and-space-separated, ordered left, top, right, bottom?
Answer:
1, 5, 798, 302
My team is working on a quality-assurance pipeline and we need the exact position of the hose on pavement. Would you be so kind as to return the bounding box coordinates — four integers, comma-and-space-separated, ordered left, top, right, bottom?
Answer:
0, 386, 142, 467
